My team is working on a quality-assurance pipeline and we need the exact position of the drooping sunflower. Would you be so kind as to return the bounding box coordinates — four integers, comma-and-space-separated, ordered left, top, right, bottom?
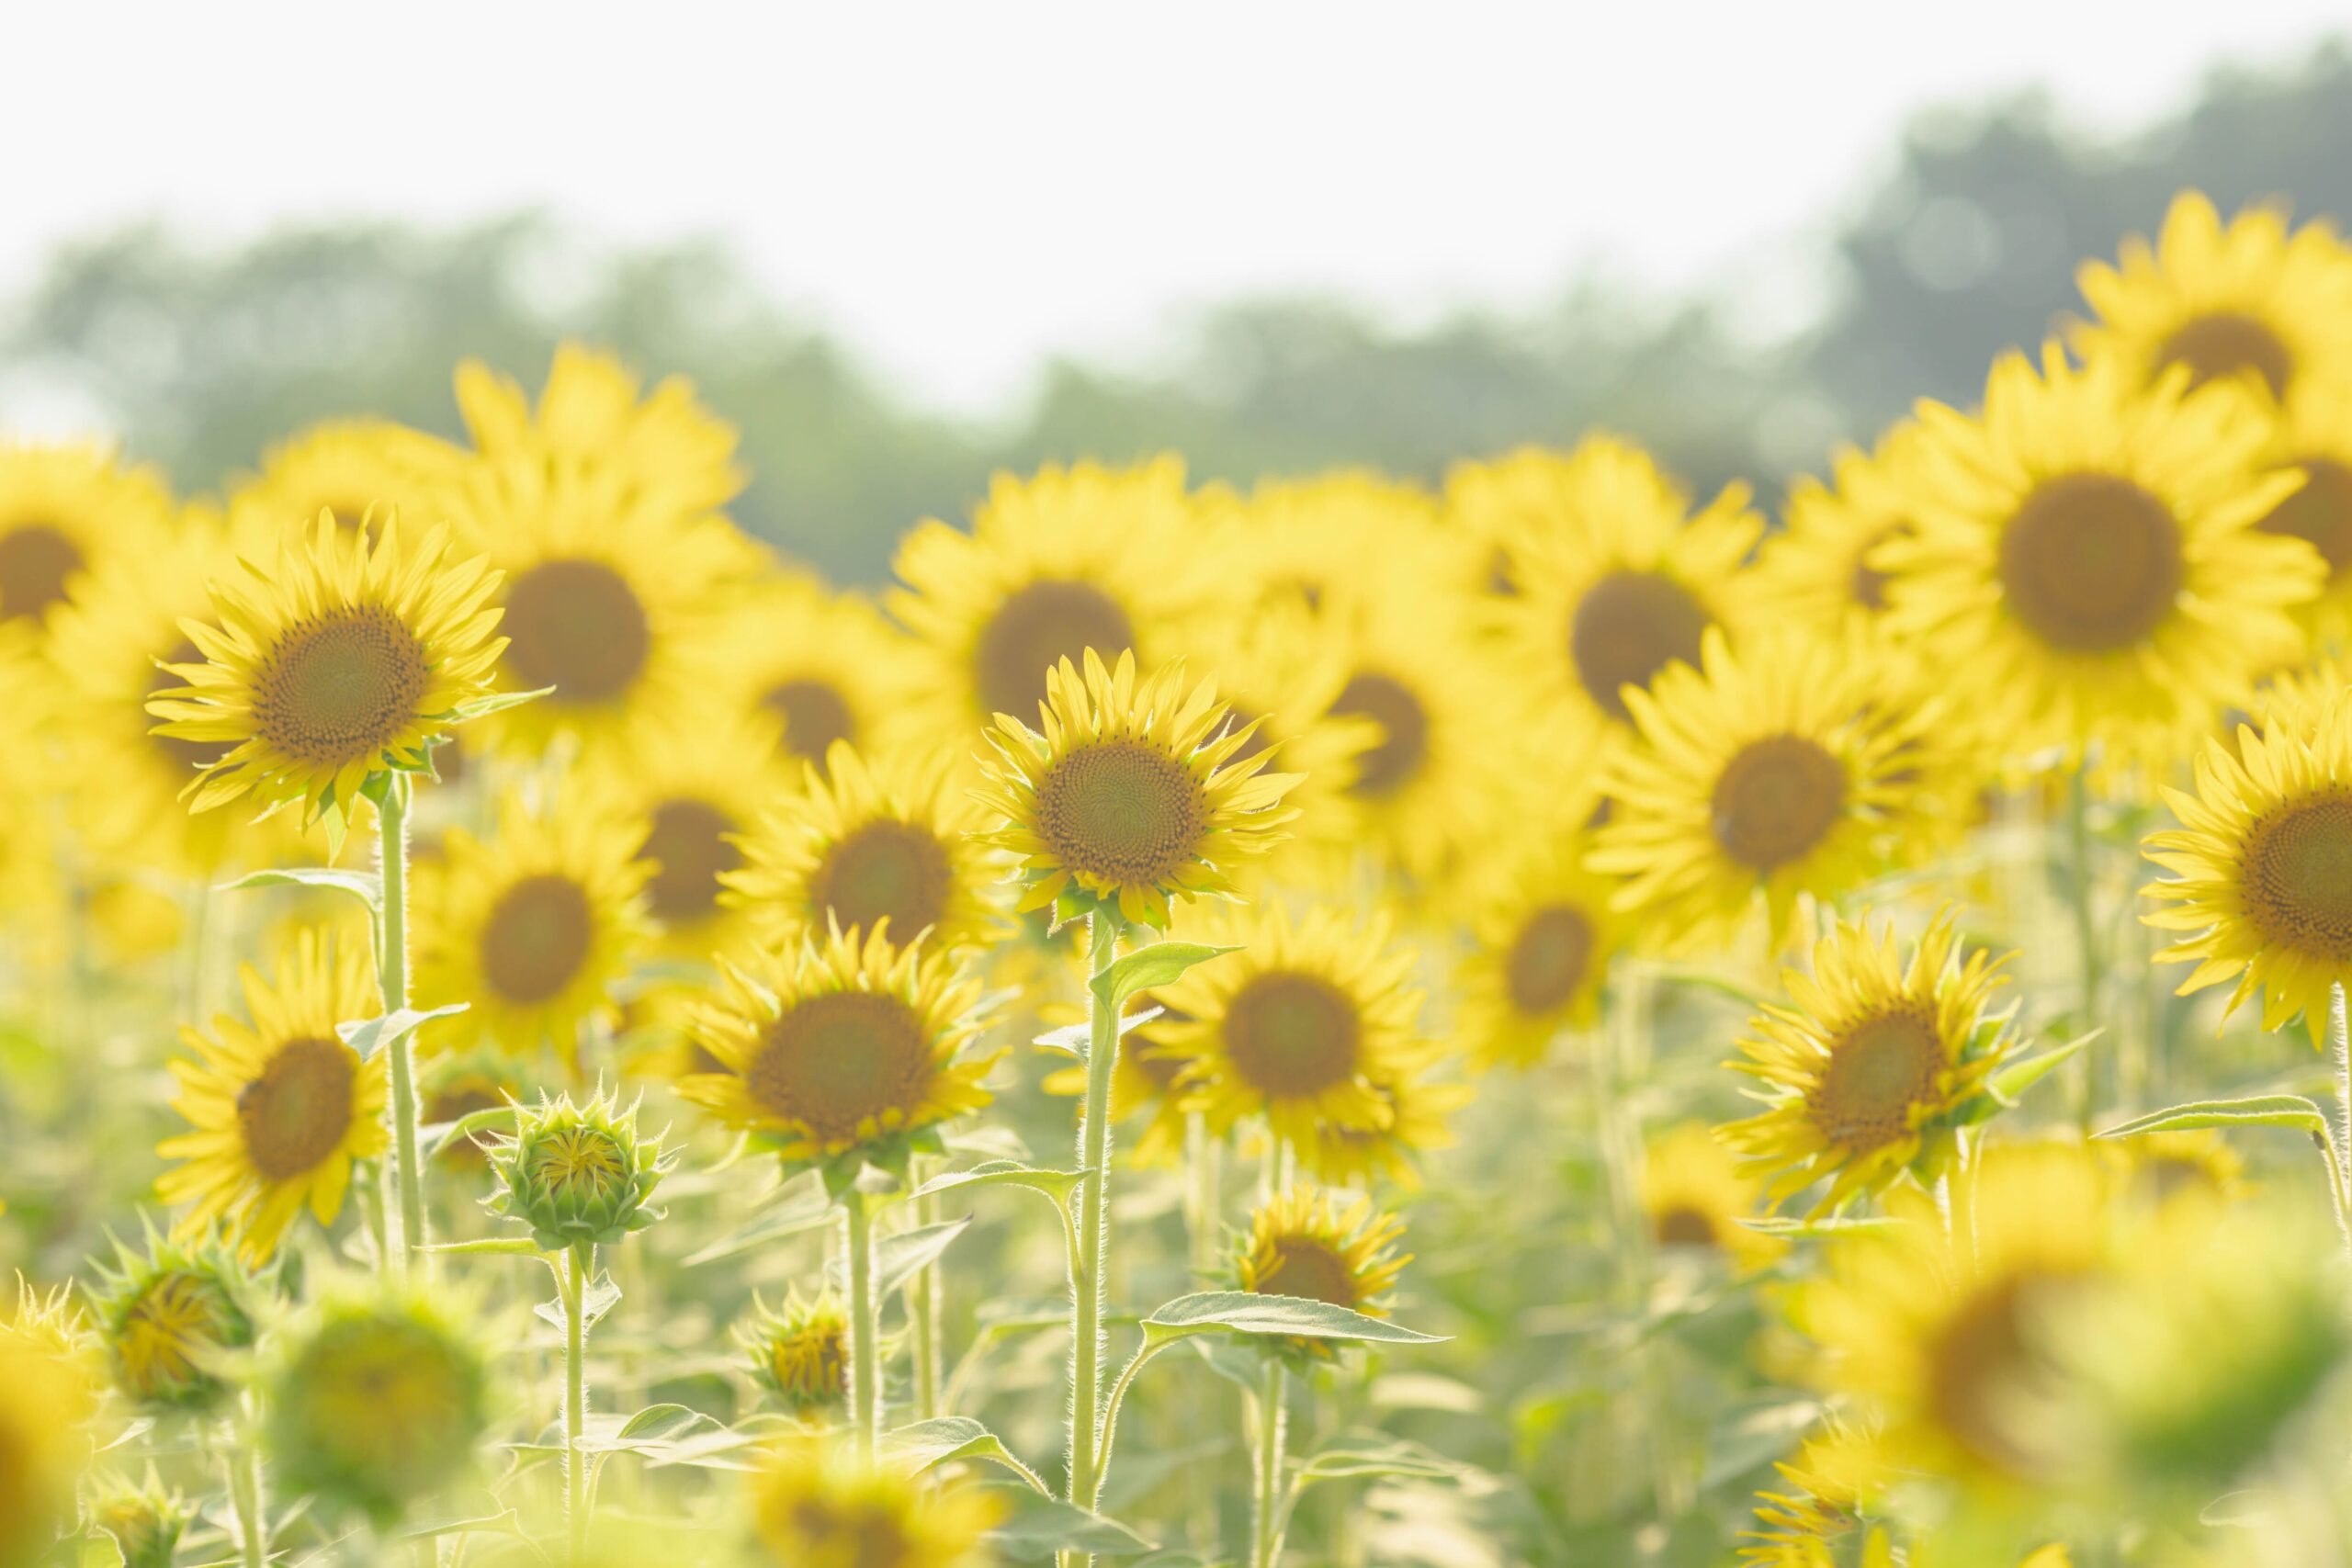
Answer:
146, 511, 508, 831
1235, 1185, 1408, 1353
889, 457, 1208, 735
413, 790, 651, 1064
1156, 900, 1427, 1152
679, 923, 1000, 1171
1877, 345, 2321, 764
727, 739, 1000, 957
720, 575, 929, 774
0, 1327, 95, 1568
224, 419, 464, 540
0, 440, 174, 641
1641, 1122, 1786, 1274
2071, 190, 2352, 407
976, 649, 1297, 930
1589, 629, 1962, 953
89, 1232, 254, 1415
155, 929, 387, 1263
1721, 909, 2018, 1213
748, 1440, 1001, 1568
737, 1287, 849, 1416
1452, 832, 1624, 1069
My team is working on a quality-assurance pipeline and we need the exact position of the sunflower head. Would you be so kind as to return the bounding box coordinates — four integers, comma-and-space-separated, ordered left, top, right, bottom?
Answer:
1235, 1186, 1409, 1362
0, 440, 173, 637
1641, 1122, 1787, 1275
737, 1287, 849, 1415
0, 1328, 95, 1568
1454, 832, 1623, 1068
748, 1438, 1001, 1568
485, 1089, 672, 1252
89, 1469, 195, 1568
1736, 1416, 1896, 1568
89, 1229, 257, 1414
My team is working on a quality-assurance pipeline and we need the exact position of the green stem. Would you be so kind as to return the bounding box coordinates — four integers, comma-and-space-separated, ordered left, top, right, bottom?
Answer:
378, 773, 428, 1270
1182, 1113, 1224, 1550
2064, 765, 2101, 1130
910, 1158, 942, 1421
565, 1243, 593, 1564
1064, 911, 1120, 1544
1250, 1360, 1289, 1568
226, 1424, 267, 1568
846, 1191, 881, 1462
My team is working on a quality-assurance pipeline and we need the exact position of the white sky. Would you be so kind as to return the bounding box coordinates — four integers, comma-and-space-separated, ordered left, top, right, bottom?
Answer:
6, 3, 2345, 412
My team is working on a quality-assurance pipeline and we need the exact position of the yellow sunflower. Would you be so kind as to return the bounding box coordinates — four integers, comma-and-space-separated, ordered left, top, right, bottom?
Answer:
1452, 831, 1623, 1069
1292, 1056, 1469, 1190
0, 1328, 94, 1568
1877, 345, 2320, 764
728, 739, 1000, 958
2072, 190, 2352, 406
888, 457, 1207, 735
1206, 470, 1469, 623
976, 649, 1297, 930
738, 1287, 849, 1415
2239, 377, 2352, 648
1641, 1122, 1786, 1274
1721, 909, 2018, 1213
2143, 685, 2352, 1035
146, 511, 508, 830
0, 642, 62, 935
1589, 628, 1961, 953
719, 574, 929, 774
1156, 900, 1427, 1151
413, 790, 651, 1064
1751, 423, 1930, 636
1236, 1185, 1408, 1346
224, 419, 464, 539
156, 928, 388, 1262
454, 343, 743, 516
0, 440, 173, 640
748, 1439, 1001, 1568
679, 923, 999, 1168
1736, 1417, 1897, 1568
91, 1233, 254, 1413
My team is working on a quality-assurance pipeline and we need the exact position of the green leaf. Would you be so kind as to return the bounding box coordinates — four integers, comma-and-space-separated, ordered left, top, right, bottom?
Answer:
885, 1416, 1048, 1492
876, 1218, 972, 1297
424, 1236, 544, 1257
1089, 943, 1238, 1016
1981, 1029, 2098, 1109
1141, 1291, 1446, 1348
682, 1178, 834, 1266
1034, 1006, 1162, 1058
337, 1003, 469, 1061
1293, 1432, 1462, 1486
913, 1160, 1084, 1205
394, 1503, 522, 1540
982, 1487, 1156, 1559
1736, 1214, 1906, 1239
219, 866, 382, 910
2096, 1095, 2331, 1140
447, 686, 555, 722
424, 1103, 519, 1156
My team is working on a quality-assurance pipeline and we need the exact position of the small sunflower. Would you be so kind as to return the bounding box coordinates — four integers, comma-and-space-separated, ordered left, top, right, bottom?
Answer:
976, 649, 1297, 930
1752, 423, 1929, 636
156, 929, 387, 1263
1452, 833, 1623, 1070
679, 923, 999, 1171
1736, 1416, 1898, 1568
737, 1287, 849, 1415
2072, 190, 2352, 406
89, 1470, 195, 1568
484, 1089, 670, 1251
728, 739, 1000, 956
721, 575, 929, 773
1721, 909, 2018, 1213
146, 511, 508, 830
1235, 1185, 1408, 1356
90, 1232, 255, 1414
0, 440, 173, 639
1878, 344, 2321, 765
1292, 1057, 1469, 1190
0, 1328, 95, 1568
2105, 1127, 2249, 1210
748, 1439, 1001, 1568
225, 419, 463, 540
1156, 901, 1427, 1151
1641, 1122, 1786, 1274
414, 791, 651, 1064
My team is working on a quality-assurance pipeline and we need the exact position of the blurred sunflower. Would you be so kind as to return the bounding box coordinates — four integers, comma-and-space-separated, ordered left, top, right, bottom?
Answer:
2106, 1127, 2249, 1211
0, 642, 62, 935
722, 575, 928, 774
0, 1328, 95, 1568
1879, 346, 2320, 765
224, 418, 463, 539
420, 1053, 525, 1171
456, 343, 743, 515
1236, 1186, 1408, 1353
90, 1233, 254, 1414
156, 928, 386, 1262
748, 1440, 1000, 1568
728, 739, 999, 956
0, 440, 173, 641
414, 790, 650, 1063
1642, 1122, 1787, 1274
1292, 1057, 1468, 1190
1736, 1416, 1897, 1568
2242, 377, 2352, 647
1207, 470, 1466, 622
1751, 423, 1928, 637
1722, 909, 2017, 1213
1452, 832, 1623, 1069
737, 1286, 849, 1416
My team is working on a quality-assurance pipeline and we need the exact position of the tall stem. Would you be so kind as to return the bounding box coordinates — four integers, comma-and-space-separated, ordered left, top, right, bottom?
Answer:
226, 1421, 267, 1568
564, 1243, 593, 1564
910, 1157, 943, 1421
1183, 1112, 1225, 1549
378, 773, 428, 1270
1064, 911, 1120, 1561
1250, 1361, 1290, 1568
846, 1191, 881, 1461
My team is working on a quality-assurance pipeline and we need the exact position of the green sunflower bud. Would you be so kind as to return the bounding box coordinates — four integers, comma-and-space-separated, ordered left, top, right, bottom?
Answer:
735, 1287, 849, 1415
90, 1468, 194, 1568
89, 1228, 258, 1415
486, 1089, 672, 1252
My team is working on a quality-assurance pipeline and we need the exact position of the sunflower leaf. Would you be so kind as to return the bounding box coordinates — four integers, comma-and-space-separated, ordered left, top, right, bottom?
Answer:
1091, 944, 1239, 1015
446, 686, 556, 723
886, 1416, 1050, 1493
980, 1486, 1157, 1558
682, 1176, 835, 1267
1293, 1432, 1464, 1486
824, 1217, 974, 1297
338, 1003, 469, 1061
913, 1161, 1085, 1205
218, 866, 383, 911
1140, 1291, 1447, 1347
1033, 1006, 1163, 1059
424, 1104, 522, 1156
2095, 1095, 2331, 1140
1977, 1029, 2099, 1111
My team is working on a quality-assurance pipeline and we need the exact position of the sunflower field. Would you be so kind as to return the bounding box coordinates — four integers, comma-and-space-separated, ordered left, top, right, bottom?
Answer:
13, 189, 2352, 1568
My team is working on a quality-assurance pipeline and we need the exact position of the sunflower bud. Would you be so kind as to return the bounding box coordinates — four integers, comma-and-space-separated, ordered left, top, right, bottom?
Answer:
91, 1232, 256, 1415
736, 1287, 849, 1415
90, 1470, 194, 1568
487, 1090, 671, 1252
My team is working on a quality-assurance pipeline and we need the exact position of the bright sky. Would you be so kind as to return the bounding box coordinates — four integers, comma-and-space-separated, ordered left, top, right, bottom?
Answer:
7, 3, 2344, 412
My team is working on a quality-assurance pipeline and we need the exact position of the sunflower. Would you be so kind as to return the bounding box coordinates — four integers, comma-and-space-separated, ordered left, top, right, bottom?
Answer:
146, 511, 507, 831
0, 1328, 94, 1568
1641, 1122, 1786, 1274
90, 1233, 254, 1414
224, 419, 464, 540
720, 575, 929, 774
2072, 191, 2352, 407
727, 739, 1000, 956
976, 649, 1296, 930
413, 790, 651, 1064
1721, 909, 2017, 1213
1736, 1417, 1897, 1568
0, 440, 173, 640
889, 457, 1207, 735
679, 923, 999, 1170
1877, 345, 2321, 765
0, 642, 62, 935
454, 343, 743, 516
738, 1287, 849, 1415
748, 1439, 1001, 1568
2239, 377, 2352, 649
1453, 834, 1624, 1070
1235, 1185, 1408, 1353
156, 929, 387, 1263
1155, 900, 1427, 1151
2105, 1127, 2249, 1210
1206, 470, 1469, 622
1589, 629, 1960, 953
1292, 1057, 1469, 1190
1752, 423, 1930, 637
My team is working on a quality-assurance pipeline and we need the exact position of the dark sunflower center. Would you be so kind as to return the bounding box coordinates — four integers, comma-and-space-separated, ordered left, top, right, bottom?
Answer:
1223, 972, 1361, 1097
783, 1498, 915, 1568
1805, 1007, 1943, 1153
0, 523, 84, 622
1330, 672, 1429, 797
762, 677, 857, 762
148, 637, 234, 772
640, 797, 741, 925
973, 578, 1136, 719
1568, 570, 1711, 723
1260, 1237, 1359, 1307
1653, 1205, 1720, 1248
293, 1316, 476, 1483
1034, 738, 1207, 888
253, 605, 432, 768
747, 991, 930, 1142
479, 874, 594, 1005
2257, 457, 2352, 576
502, 558, 650, 703
1850, 523, 1908, 612
1712, 734, 1848, 871
1997, 474, 2184, 651
236, 1035, 356, 1180
2155, 310, 2293, 399
811, 819, 952, 938
1927, 1271, 2075, 1472
1506, 904, 1596, 1013
2243, 791, 2352, 963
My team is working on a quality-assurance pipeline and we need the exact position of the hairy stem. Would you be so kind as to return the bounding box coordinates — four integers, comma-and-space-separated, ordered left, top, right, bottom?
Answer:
1250, 1360, 1290, 1568
226, 1421, 267, 1568
565, 1243, 594, 1564
379, 773, 428, 1270
910, 1156, 943, 1421
1063, 911, 1121, 1566
846, 1191, 882, 1462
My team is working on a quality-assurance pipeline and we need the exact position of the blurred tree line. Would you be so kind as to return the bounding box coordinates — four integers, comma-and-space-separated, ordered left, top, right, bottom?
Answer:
3, 40, 2347, 582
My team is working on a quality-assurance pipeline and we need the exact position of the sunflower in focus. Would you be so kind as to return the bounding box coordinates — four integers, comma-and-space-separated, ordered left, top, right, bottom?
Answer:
737, 1286, 848, 1416
722, 575, 928, 774
1878, 346, 2320, 765
728, 739, 999, 956
1643, 1122, 1786, 1274
0, 441, 173, 642
146, 512, 507, 831
225, 419, 463, 540
0, 1328, 94, 1568
1453, 832, 1623, 1069
977, 649, 1296, 930
749, 1439, 1001, 1568
156, 928, 387, 1262
1591, 629, 1960, 953
1236, 1185, 1408, 1355
1722, 909, 2017, 1213
414, 791, 650, 1064
2072, 191, 2352, 406
680, 923, 999, 1170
